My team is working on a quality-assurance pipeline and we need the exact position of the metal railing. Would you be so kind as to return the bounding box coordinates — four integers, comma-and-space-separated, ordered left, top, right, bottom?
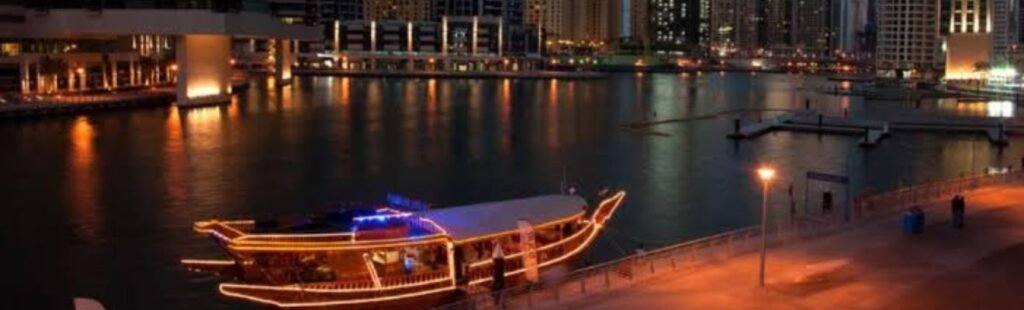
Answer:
435, 171, 1023, 310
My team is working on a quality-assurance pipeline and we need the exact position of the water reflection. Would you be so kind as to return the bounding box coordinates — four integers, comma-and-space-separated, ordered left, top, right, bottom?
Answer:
7, 73, 1024, 309
68, 116, 101, 241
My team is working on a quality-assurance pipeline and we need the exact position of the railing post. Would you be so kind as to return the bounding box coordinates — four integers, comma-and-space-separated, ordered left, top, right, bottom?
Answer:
527, 285, 533, 308
605, 268, 611, 287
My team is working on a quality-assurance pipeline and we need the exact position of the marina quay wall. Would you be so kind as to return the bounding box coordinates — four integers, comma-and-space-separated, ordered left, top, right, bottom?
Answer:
435, 171, 1024, 309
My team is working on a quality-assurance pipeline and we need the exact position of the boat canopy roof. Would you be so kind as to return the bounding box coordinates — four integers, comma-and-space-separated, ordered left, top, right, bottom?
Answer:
422, 195, 586, 240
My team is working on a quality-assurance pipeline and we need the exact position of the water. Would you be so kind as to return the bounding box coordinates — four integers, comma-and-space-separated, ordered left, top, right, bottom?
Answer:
3, 73, 1021, 309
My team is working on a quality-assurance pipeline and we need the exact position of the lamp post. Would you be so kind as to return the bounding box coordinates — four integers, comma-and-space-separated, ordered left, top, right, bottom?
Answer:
757, 166, 776, 288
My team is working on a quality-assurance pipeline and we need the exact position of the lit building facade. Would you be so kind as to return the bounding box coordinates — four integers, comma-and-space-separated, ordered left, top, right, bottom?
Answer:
525, 0, 568, 38
792, 0, 835, 58
364, 0, 432, 21
650, 0, 701, 52
0, 0, 315, 105
876, 0, 943, 77
708, 0, 760, 56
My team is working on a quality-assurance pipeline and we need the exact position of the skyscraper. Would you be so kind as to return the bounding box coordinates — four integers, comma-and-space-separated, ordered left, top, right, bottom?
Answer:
629, 0, 651, 45
432, 0, 524, 24
762, 0, 791, 49
525, 0, 568, 38
708, 0, 759, 56
792, 0, 834, 57
568, 0, 612, 42
364, 0, 431, 21
876, 0, 942, 77
650, 0, 701, 52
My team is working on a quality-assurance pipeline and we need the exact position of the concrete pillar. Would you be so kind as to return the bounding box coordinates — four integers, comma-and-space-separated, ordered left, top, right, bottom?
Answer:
35, 62, 44, 93
101, 61, 109, 89
333, 20, 340, 55
370, 21, 377, 70
442, 16, 449, 71
498, 17, 503, 58
67, 66, 76, 92
129, 60, 136, 86
471, 16, 478, 56
20, 59, 29, 95
274, 38, 294, 85
78, 67, 86, 91
176, 34, 232, 107
111, 60, 118, 89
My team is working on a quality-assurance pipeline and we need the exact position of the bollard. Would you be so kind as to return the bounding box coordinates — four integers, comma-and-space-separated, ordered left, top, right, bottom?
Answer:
671, 255, 677, 269
649, 257, 655, 273
581, 275, 587, 294
734, 119, 741, 136
817, 114, 823, 127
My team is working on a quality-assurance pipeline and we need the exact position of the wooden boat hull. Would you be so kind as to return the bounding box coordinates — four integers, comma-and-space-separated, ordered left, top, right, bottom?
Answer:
186, 191, 627, 309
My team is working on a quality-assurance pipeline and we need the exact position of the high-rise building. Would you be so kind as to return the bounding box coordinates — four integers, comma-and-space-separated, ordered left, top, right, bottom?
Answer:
876, 0, 942, 77
650, 0, 701, 52
949, 0, 991, 34
364, 0, 431, 21
629, 0, 651, 46
762, 0, 791, 49
525, 0, 568, 38
991, 0, 1018, 62
432, 0, 524, 24
708, 0, 759, 56
568, 0, 611, 42
792, 0, 834, 57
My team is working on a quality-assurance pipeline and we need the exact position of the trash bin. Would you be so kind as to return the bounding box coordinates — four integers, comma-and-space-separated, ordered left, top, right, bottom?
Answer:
902, 209, 916, 235
912, 207, 925, 234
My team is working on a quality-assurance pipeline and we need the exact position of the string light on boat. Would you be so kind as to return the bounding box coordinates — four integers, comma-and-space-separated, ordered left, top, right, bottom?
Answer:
352, 212, 412, 223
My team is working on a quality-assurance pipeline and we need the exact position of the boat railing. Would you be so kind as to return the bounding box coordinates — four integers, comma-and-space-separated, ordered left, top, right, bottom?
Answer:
434, 172, 1024, 309
301, 269, 451, 291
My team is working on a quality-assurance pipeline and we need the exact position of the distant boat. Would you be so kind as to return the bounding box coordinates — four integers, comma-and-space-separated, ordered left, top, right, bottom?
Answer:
183, 191, 627, 308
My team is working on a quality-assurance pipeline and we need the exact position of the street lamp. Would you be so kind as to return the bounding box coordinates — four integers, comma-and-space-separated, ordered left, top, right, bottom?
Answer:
757, 166, 776, 288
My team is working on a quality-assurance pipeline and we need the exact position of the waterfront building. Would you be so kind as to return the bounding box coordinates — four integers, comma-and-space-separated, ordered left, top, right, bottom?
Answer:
708, 0, 760, 56
568, 0, 613, 43
792, 0, 835, 58
650, 0, 702, 53
992, 0, 1019, 63
628, 0, 652, 48
525, 0, 568, 39
876, 0, 943, 78
762, 0, 791, 51
432, 0, 524, 25
946, 0, 995, 79
0, 0, 315, 106
365, 0, 432, 21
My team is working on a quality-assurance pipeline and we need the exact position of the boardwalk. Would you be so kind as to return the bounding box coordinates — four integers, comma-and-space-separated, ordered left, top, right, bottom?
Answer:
729, 109, 1020, 146
542, 184, 1024, 310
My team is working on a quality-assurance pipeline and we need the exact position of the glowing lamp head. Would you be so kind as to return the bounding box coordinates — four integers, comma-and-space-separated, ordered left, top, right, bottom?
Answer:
757, 167, 776, 182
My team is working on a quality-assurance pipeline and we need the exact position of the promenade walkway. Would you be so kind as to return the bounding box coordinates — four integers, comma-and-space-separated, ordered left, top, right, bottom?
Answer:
542, 184, 1024, 310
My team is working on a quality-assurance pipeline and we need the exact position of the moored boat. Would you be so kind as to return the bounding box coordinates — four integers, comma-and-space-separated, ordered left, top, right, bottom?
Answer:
183, 190, 626, 308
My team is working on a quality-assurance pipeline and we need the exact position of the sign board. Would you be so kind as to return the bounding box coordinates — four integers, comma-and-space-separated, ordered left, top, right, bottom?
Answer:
517, 220, 539, 282
806, 171, 849, 184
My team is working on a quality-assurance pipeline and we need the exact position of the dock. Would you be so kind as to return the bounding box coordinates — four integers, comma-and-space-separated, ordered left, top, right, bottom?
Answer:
0, 89, 174, 119
728, 109, 1017, 147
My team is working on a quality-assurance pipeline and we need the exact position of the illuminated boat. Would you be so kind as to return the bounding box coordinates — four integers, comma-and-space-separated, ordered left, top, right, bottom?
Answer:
183, 190, 626, 308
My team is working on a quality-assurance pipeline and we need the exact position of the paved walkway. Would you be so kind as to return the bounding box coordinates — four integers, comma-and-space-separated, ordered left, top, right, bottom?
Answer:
544, 185, 1024, 310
